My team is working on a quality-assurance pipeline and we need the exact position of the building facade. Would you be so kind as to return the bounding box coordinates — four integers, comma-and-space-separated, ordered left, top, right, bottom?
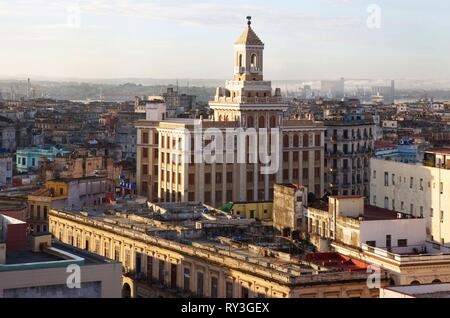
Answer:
49, 200, 386, 298
136, 19, 325, 207
324, 116, 375, 197
16, 145, 71, 173
370, 151, 450, 244
0, 153, 13, 188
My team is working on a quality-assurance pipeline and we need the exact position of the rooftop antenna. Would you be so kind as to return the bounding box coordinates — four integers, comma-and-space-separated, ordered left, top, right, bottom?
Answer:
246, 16, 252, 26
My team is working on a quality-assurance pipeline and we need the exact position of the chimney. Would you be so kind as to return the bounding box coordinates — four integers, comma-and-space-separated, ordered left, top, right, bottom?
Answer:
32, 234, 52, 252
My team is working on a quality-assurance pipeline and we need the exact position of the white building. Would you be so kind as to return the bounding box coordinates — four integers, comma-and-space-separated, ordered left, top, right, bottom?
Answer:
370, 151, 450, 244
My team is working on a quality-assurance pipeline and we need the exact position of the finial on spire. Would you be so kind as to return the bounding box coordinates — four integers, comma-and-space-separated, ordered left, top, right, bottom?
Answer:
246, 16, 252, 26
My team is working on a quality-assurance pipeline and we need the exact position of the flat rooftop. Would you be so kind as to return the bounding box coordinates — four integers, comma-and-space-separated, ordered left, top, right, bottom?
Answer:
385, 283, 450, 298
309, 200, 416, 221
0, 201, 27, 211
49, 201, 375, 285
2, 240, 117, 271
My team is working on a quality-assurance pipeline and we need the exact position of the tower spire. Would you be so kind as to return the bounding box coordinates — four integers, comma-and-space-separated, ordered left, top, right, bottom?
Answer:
246, 16, 252, 26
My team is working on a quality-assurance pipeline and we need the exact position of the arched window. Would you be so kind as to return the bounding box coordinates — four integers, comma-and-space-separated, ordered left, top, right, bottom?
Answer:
293, 135, 299, 148
432, 279, 442, 284
258, 116, 266, 128
218, 115, 223, 121
283, 135, 289, 148
225, 115, 229, 122
410, 280, 421, 285
269, 115, 277, 128
251, 54, 257, 67
248, 116, 254, 128
238, 54, 243, 68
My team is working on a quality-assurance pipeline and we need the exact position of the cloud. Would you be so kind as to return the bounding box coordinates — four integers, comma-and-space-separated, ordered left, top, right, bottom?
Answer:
0, 0, 362, 31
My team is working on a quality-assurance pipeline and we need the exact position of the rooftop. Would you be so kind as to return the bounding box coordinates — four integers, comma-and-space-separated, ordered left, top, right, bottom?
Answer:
384, 283, 450, 298
49, 199, 380, 285
234, 24, 264, 46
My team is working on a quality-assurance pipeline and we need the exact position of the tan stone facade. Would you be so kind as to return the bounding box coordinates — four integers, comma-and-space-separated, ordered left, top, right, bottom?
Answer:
136, 21, 325, 207
49, 207, 385, 298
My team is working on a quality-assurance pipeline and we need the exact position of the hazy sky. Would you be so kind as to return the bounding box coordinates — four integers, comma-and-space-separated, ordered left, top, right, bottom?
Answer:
1, 0, 450, 80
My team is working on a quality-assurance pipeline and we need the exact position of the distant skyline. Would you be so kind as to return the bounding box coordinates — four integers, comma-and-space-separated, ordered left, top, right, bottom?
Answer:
1, 0, 450, 80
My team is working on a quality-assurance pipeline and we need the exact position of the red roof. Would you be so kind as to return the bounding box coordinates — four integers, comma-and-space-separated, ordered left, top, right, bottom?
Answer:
304, 253, 369, 272
374, 140, 397, 149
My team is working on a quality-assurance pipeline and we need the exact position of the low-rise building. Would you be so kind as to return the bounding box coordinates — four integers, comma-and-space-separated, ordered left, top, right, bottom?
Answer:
0, 217, 121, 298
16, 145, 71, 172
303, 195, 450, 286
273, 184, 308, 238
49, 199, 387, 298
221, 201, 273, 221
306, 196, 426, 252
28, 177, 115, 235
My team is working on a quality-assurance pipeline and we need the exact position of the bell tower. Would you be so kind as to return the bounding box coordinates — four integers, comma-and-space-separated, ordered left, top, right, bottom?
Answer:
209, 17, 288, 125
234, 16, 264, 82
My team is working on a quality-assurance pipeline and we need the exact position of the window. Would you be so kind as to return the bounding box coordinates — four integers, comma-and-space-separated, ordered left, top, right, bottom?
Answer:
410, 177, 414, 189
386, 235, 392, 249
392, 174, 395, 185
303, 134, 309, 147
196, 272, 204, 296
315, 134, 321, 147
159, 260, 165, 284
183, 268, 191, 291
384, 172, 389, 186
211, 277, 218, 298
398, 239, 408, 247
420, 178, 423, 191
441, 210, 444, 222
410, 204, 414, 215
142, 132, 149, 144
226, 282, 234, 298
241, 287, 249, 298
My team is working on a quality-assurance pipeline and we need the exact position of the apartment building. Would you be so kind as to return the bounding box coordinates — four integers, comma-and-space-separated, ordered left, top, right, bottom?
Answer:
370, 150, 450, 243
0, 217, 121, 298
324, 116, 375, 197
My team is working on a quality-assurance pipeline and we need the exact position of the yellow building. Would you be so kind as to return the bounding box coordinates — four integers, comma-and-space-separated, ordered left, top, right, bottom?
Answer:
223, 201, 273, 220
27, 180, 68, 234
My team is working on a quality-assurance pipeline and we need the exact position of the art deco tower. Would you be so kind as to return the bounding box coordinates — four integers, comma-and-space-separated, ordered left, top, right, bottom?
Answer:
209, 17, 288, 128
